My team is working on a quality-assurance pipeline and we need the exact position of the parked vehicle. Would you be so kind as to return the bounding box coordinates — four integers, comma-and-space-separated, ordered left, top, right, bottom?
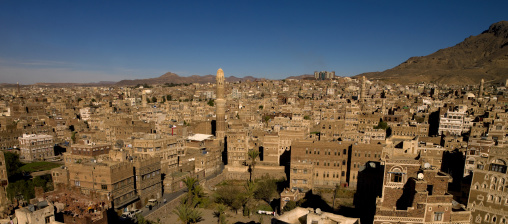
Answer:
145, 199, 158, 208
121, 211, 136, 218
257, 210, 275, 215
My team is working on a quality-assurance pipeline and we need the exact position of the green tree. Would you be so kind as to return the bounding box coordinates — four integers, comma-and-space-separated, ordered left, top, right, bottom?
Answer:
215, 184, 243, 214
71, 131, 77, 144
6, 174, 53, 201
207, 99, 215, 107
258, 105, 263, 110
136, 213, 159, 224
242, 181, 256, 217
303, 115, 310, 120
4, 151, 23, 181
333, 184, 339, 208
115, 139, 124, 149
248, 150, 260, 182
173, 204, 203, 224
151, 96, 157, 103
283, 200, 297, 212
213, 203, 227, 224
254, 178, 278, 204
166, 95, 172, 101
374, 120, 388, 130
7, 179, 33, 201
183, 177, 199, 205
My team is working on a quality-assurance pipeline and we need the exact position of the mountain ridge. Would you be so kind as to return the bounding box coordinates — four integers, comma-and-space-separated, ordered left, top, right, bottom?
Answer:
355, 21, 508, 85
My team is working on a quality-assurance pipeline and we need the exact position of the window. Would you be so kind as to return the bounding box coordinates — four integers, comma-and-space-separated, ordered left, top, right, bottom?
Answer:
491, 162, 507, 173
341, 171, 345, 177
101, 184, 107, 190
434, 212, 443, 221
45, 217, 51, 224
75, 181, 80, 186
293, 169, 297, 174
392, 173, 402, 182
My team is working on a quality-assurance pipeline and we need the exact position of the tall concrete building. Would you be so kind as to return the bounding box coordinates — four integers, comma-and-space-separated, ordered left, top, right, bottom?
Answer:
216, 68, 226, 140
314, 71, 335, 80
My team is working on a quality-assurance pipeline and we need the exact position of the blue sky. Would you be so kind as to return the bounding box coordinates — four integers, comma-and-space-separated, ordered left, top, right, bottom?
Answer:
0, 0, 506, 84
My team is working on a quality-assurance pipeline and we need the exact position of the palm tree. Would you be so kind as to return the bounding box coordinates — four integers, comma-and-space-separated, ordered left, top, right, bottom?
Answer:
242, 180, 256, 217
183, 177, 198, 205
213, 203, 227, 224
248, 149, 260, 182
174, 204, 203, 224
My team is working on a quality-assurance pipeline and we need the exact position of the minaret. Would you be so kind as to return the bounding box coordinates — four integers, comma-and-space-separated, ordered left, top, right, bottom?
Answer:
16, 82, 20, 97
142, 91, 147, 107
216, 68, 226, 140
360, 76, 367, 100
479, 78, 484, 97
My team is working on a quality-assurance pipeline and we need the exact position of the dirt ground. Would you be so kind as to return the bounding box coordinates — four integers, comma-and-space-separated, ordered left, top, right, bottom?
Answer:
155, 207, 274, 224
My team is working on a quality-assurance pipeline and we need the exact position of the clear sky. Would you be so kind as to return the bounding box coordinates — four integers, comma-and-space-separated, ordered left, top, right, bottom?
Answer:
0, 0, 507, 84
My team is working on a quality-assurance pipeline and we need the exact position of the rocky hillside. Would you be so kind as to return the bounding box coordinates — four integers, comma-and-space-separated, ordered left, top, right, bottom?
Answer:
356, 21, 508, 85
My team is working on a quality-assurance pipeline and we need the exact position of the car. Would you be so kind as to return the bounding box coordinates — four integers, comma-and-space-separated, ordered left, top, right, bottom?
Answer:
133, 209, 142, 215
121, 211, 136, 219
145, 199, 158, 208
257, 210, 275, 215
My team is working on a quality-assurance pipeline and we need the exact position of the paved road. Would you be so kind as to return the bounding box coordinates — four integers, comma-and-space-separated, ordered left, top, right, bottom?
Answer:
141, 165, 224, 217
140, 188, 186, 217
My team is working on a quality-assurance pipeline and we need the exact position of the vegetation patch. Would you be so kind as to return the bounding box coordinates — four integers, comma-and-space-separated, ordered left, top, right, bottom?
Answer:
20, 162, 61, 173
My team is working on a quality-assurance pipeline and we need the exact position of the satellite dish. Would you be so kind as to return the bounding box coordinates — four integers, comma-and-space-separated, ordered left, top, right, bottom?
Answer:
424, 163, 431, 169
418, 173, 424, 180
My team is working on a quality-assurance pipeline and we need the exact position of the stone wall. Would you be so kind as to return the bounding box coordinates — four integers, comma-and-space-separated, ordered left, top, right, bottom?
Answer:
204, 173, 225, 189
145, 194, 186, 222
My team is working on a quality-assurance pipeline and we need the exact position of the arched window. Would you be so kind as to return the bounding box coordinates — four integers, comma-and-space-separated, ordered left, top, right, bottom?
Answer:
390, 168, 403, 183
490, 159, 507, 173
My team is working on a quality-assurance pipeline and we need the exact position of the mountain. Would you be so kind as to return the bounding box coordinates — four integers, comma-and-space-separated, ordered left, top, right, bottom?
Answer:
115, 72, 263, 85
356, 21, 508, 85
286, 74, 314, 80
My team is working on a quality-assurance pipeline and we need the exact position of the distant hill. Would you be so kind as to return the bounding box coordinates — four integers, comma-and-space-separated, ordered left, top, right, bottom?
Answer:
286, 74, 314, 80
115, 72, 263, 85
30, 81, 116, 87
355, 21, 508, 85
